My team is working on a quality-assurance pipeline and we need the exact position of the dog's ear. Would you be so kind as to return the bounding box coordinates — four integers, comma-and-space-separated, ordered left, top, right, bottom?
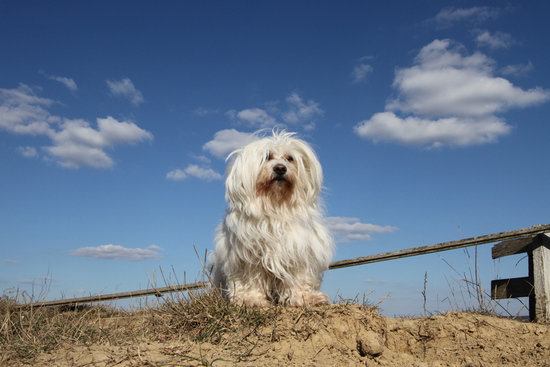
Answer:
224, 152, 250, 211
224, 142, 265, 212
292, 140, 323, 205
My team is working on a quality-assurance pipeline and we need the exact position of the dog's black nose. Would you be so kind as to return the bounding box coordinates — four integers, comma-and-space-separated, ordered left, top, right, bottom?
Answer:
273, 164, 287, 176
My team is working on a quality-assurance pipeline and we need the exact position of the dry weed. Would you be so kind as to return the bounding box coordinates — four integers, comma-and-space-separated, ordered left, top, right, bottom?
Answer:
0, 293, 137, 362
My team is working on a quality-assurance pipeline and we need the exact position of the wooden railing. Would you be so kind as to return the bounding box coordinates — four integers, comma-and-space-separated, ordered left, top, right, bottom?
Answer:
328, 224, 550, 269
24, 281, 207, 308
25, 223, 550, 321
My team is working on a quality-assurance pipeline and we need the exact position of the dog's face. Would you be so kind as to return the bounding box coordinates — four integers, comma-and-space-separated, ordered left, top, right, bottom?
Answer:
225, 131, 323, 216
255, 148, 297, 205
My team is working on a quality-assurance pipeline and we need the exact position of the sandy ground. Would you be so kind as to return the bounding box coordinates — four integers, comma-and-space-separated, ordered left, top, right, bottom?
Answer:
7, 305, 550, 366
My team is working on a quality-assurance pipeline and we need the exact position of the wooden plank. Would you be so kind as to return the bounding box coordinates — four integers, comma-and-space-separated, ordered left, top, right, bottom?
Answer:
532, 234, 550, 322
491, 277, 533, 299
491, 236, 534, 259
329, 224, 550, 270
25, 281, 207, 308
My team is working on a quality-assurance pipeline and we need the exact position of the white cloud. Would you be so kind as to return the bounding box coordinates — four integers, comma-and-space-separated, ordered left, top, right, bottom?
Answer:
475, 30, 517, 50
44, 141, 115, 168
202, 129, 254, 159
106, 78, 144, 106
0, 84, 153, 168
500, 61, 533, 77
184, 164, 222, 181
148, 245, 164, 251
0, 103, 57, 136
166, 168, 187, 181
166, 165, 222, 182
18, 146, 38, 158
40, 70, 78, 92
228, 107, 277, 128
226, 92, 323, 131
282, 92, 324, 127
98, 116, 154, 144
0, 85, 58, 136
5, 259, 19, 264
351, 64, 374, 83
430, 6, 501, 28
355, 39, 550, 147
70, 244, 162, 261
388, 41, 547, 116
0, 83, 55, 106
355, 112, 511, 148
325, 217, 398, 243
191, 154, 211, 164
46, 116, 153, 168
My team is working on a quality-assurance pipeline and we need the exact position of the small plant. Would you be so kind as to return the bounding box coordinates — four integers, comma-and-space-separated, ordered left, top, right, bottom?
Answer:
422, 271, 428, 316
334, 291, 374, 306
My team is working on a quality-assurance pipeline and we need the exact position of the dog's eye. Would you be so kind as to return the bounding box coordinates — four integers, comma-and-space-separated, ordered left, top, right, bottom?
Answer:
266, 153, 273, 161
286, 155, 294, 162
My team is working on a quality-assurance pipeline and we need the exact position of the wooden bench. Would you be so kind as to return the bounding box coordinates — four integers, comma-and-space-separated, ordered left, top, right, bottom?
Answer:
491, 233, 550, 322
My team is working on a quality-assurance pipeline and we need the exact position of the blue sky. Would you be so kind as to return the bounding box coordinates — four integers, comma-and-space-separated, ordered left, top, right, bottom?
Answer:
1, 1, 549, 316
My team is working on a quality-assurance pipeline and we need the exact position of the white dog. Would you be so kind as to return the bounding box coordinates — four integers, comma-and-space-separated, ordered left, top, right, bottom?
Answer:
209, 130, 334, 307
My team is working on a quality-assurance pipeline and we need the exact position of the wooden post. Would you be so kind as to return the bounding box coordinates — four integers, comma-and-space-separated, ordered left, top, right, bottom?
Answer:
531, 233, 550, 322
491, 233, 550, 322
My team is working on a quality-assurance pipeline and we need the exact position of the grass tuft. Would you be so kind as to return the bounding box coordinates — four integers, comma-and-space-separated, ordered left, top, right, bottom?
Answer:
148, 286, 279, 345
0, 291, 133, 362
0, 283, 284, 365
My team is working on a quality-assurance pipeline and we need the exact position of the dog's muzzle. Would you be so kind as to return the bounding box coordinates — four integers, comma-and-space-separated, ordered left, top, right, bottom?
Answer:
273, 164, 287, 181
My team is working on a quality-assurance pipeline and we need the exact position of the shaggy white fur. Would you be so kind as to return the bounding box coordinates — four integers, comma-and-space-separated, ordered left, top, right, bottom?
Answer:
209, 130, 334, 307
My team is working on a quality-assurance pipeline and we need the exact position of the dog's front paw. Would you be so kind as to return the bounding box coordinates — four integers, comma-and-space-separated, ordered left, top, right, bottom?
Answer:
289, 291, 331, 307
232, 290, 271, 307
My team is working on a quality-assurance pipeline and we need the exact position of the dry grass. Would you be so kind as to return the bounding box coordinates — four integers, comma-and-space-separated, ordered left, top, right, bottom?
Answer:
1, 281, 384, 366
1, 252, 374, 365
0, 266, 506, 365
0, 293, 130, 361
2, 278, 549, 366
0, 247, 537, 365
0, 284, 288, 365
148, 288, 280, 343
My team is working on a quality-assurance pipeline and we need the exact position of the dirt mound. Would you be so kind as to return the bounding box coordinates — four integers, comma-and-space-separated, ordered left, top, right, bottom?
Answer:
7, 305, 550, 366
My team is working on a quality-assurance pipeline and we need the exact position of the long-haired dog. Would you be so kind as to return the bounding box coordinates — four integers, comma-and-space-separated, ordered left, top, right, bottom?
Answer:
209, 130, 334, 307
